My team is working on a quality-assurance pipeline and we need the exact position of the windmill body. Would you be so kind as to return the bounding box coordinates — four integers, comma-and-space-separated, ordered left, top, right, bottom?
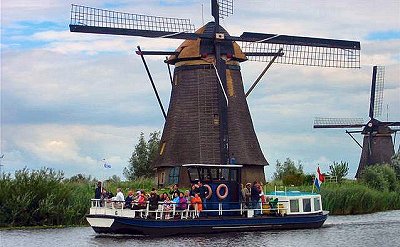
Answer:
314, 66, 400, 178
156, 22, 267, 185
69, 1, 361, 186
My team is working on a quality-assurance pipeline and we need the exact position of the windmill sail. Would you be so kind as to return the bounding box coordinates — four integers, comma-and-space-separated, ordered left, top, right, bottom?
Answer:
314, 117, 365, 128
70, 5, 197, 40
371, 66, 385, 118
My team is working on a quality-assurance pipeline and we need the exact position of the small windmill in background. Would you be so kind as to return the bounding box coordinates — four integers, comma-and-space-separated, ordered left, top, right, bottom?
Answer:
314, 66, 400, 178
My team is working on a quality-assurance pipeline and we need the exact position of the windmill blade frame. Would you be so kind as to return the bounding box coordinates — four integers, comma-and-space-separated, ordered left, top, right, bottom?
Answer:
372, 66, 385, 118
235, 33, 360, 68
69, 4, 197, 40
314, 117, 365, 128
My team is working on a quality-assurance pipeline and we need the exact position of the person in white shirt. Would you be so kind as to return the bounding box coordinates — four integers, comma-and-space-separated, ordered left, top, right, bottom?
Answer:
114, 188, 125, 202
111, 188, 125, 208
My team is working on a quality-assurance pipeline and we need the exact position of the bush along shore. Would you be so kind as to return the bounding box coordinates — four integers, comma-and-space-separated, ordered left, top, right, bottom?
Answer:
1, 166, 400, 228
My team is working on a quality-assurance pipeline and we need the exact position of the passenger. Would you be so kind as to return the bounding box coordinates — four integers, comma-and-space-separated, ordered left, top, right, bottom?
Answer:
184, 190, 192, 207
114, 188, 125, 202
148, 191, 159, 216
138, 190, 147, 209
178, 192, 188, 210
159, 192, 168, 202
189, 183, 198, 197
169, 184, 181, 196
195, 181, 208, 211
151, 188, 160, 201
251, 181, 261, 215
172, 192, 180, 210
112, 188, 125, 209
163, 196, 172, 219
132, 191, 146, 210
191, 193, 203, 215
124, 191, 134, 209
242, 182, 251, 208
95, 181, 102, 200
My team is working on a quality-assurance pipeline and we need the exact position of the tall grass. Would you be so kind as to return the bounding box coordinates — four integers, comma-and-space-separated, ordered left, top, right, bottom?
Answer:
321, 182, 400, 215
0, 168, 156, 227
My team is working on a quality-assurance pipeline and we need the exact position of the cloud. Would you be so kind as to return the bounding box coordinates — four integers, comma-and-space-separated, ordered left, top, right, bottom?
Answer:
1, 0, 399, 180
1, 124, 159, 178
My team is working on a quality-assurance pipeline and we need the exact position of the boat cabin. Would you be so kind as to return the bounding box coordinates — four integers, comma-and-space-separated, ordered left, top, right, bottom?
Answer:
183, 164, 242, 216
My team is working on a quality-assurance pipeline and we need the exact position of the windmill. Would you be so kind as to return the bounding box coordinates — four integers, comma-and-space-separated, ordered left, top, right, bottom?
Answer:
69, 0, 360, 186
314, 66, 400, 178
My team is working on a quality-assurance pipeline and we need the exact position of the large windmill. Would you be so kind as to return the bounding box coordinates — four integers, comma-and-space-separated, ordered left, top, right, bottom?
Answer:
69, 0, 360, 186
314, 66, 400, 178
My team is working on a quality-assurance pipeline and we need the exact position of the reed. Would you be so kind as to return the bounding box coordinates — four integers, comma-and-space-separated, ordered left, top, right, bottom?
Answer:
320, 182, 400, 215
0, 168, 157, 227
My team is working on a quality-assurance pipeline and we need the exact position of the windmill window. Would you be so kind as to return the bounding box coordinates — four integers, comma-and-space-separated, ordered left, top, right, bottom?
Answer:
213, 114, 219, 125
158, 172, 165, 186
168, 167, 180, 185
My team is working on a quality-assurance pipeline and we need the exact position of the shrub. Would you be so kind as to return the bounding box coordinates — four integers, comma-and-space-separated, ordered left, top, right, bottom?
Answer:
361, 164, 397, 192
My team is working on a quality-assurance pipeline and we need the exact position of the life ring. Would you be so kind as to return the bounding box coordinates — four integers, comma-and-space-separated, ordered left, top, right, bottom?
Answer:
216, 184, 229, 200
204, 184, 212, 200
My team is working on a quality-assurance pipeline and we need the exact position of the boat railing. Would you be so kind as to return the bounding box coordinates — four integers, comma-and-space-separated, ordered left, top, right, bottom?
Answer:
89, 199, 290, 219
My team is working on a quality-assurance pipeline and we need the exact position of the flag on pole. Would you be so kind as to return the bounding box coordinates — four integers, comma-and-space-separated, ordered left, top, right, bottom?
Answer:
314, 166, 325, 191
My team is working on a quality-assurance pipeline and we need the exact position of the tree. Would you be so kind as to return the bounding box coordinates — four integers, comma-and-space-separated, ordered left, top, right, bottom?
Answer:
123, 131, 160, 180
328, 161, 349, 183
274, 158, 305, 186
361, 164, 397, 192
273, 158, 303, 180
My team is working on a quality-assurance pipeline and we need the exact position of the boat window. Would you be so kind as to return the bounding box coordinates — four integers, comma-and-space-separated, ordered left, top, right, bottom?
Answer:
210, 168, 218, 180
199, 168, 211, 182
290, 199, 299, 213
314, 197, 321, 211
168, 167, 180, 185
187, 168, 199, 182
220, 168, 228, 181
229, 169, 238, 182
303, 198, 311, 212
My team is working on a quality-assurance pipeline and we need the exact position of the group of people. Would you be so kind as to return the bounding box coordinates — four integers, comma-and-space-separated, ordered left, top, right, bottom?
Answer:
94, 181, 205, 219
241, 181, 267, 215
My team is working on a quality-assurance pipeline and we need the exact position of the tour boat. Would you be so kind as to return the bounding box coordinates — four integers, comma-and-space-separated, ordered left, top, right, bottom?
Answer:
86, 164, 328, 236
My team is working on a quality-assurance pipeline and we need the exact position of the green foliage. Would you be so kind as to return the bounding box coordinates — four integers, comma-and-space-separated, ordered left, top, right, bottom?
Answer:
282, 173, 304, 186
361, 164, 398, 192
0, 167, 89, 227
321, 182, 400, 215
0, 168, 158, 227
124, 131, 160, 180
328, 161, 349, 183
274, 158, 303, 180
392, 152, 400, 179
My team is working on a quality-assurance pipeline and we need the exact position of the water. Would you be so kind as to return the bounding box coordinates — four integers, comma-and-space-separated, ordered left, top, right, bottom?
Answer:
1, 210, 399, 247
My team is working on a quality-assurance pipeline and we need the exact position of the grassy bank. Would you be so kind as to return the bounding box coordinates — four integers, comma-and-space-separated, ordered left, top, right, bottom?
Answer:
320, 182, 400, 215
1, 168, 399, 228
0, 168, 156, 228
265, 180, 400, 215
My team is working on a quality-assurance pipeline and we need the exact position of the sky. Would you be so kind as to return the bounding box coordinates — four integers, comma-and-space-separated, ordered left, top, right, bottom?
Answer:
1, 0, 399, 181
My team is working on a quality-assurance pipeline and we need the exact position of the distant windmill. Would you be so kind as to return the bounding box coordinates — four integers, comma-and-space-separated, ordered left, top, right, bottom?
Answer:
314, 66, 400, 178
70, 0, 360, 185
